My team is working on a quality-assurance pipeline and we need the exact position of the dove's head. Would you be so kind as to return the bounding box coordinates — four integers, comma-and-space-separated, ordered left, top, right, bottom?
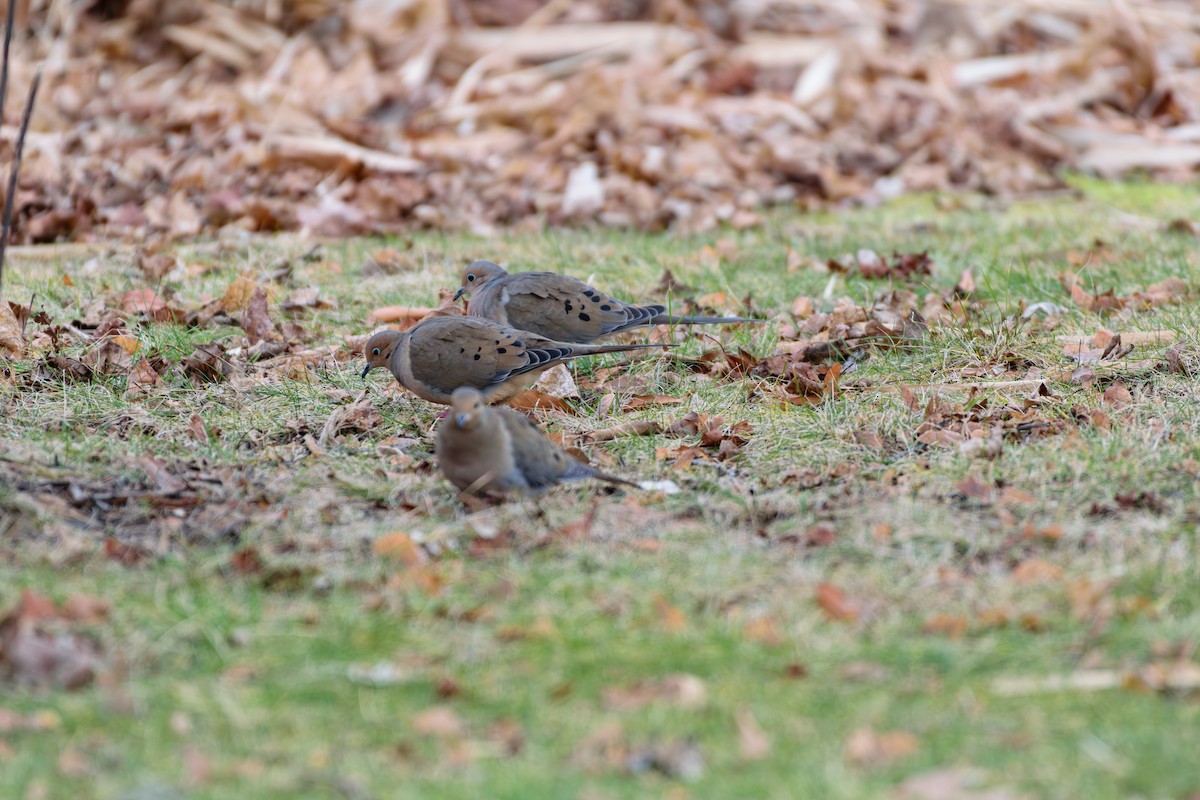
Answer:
453, 260, 508, 301
448, 386, 486, 429
361, 329, 405, 378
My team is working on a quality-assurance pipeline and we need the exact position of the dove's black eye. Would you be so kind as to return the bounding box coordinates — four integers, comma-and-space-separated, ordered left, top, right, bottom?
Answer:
371, 348, 380, 356
467, 274, 476, 282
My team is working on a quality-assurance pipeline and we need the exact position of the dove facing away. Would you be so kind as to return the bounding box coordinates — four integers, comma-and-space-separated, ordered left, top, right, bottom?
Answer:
361, 315, 671, 406
453, 260, 758, 344
436, 387, 640, 496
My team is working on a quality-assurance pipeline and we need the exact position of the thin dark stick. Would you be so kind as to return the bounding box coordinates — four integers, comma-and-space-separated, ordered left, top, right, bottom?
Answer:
0, 0, 15, 134
0, 68, 39, 294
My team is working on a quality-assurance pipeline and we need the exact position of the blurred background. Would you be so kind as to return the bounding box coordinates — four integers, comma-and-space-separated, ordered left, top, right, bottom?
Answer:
3, 0, 1199, 242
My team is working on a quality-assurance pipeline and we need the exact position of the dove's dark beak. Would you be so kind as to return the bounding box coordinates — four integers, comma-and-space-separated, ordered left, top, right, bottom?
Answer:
453, 287, 466, 302
455, 413, 469, 428
361, 363, 371, 379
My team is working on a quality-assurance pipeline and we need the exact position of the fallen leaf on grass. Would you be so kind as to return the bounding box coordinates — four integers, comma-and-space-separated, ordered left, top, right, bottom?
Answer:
60, 595, 110, 623
532, 362, 578, 399
318, 398, 383, 445
0, 709, 62, 732
802, 523, 837, 547
896, 767, 1025, 800
1102, 381, 1132, 408
488, 719, 526, 757
735, 709, 771, 760
0, 302, 23, 356
241, 287, 281, 347
104, 538, 151, 566
989, 664, 1200, 697
955, 477, 993, 503
180, 343, 232, 383
1061, 274, 1189, 313
923, 614, 969, 638
856, 250, 933, 280
230, 548, 264, 575
57, 746, 91, 777
362, 248, 419, 275
657, 413, 752, 466
120, 289, 185, 323
815, 582, 860, 622
367, 298, 462, 328
507, 390, 575, 414
622, 394, 684, 411
844, 728, 919, 767
186, 415, 209, 443
603, 673, 707, 711
0, 591, 102, 690
743, 617, 784, 645
138, 456, 188, 494
136, 250, 177, 281
1124, 660, 1200, 696
840, 661, 890, 682
581, 420, 662, 443
412, 706, 467, 738
125, 358, 163, 397
364, 304, 436, 326
82, 337, 134, 377
282, 287, 331, 311
221, 276, 269, 315
1011, 558, 1063, 584
653, 594, 688, 633
372, 532, 424, 566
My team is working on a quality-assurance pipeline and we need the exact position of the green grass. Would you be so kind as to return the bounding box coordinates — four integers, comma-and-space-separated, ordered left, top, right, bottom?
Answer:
2, 179, 1199, 799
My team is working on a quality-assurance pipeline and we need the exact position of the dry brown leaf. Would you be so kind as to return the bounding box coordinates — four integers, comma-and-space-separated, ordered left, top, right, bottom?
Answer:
372, 533, 424, 567
896, 767, 1024, 800
844, 728, 919, 767
735, 709, 771, 761
621, 394, 684, 411
1102, 382, 1132, 408
507, 390, 575, 414
412, 706, 467, 738
186, 415, 210, 444
1011, 559, 1064, 584
0, 302, 22, 356
602, 673, 707, 711
742, 617, 783, 646
125, 358, 163, 397
923, 614, 968, 638
581, 420, 662, 443
653, 594, 688, 633
366, 305, 435, 327
815, 582, 859, 622
60, 596, 111, 623
242, 287, 279, 346
0, 592, 101, 690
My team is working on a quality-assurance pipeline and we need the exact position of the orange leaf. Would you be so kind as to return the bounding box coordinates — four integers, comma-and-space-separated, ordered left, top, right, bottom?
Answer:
1011, 558, 1063, 584
815, 582, 859, 622
507, 390, 575, 414
372, 532, 424, 567
923, 614, 968, 638
653, 594, 687, 633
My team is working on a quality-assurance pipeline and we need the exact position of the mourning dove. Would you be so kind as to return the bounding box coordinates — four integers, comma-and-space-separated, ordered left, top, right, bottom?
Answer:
453, 260, 758, 344
437, 387, 639, 495
361, 315, 670, 405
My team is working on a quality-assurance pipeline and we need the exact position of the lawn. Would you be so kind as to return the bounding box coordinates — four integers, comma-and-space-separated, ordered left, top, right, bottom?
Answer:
1, 178, 1198, 799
